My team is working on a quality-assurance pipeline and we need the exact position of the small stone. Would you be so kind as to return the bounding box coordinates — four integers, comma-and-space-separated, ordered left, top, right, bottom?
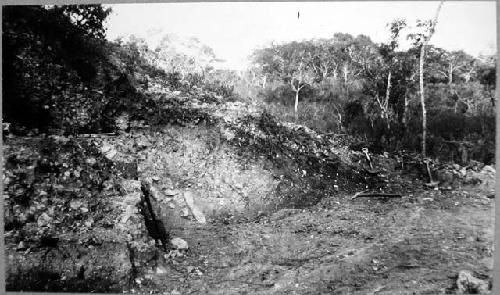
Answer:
16, 241, 27, 251
37, 212, 52, 227
164, 189, 178, 196
101, 143, 117, 160
168, 202, 176, 209
482, 165, 495, 174
155, 265, 168, 274
69, 200, 83, 210
80, 207, 89, 213
171, 237, 188, 250
180, 208, 189, 218
125, 205, 136, 214
86, 157, 97, 165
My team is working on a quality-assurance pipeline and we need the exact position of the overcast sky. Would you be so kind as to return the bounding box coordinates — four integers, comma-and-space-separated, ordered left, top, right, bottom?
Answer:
106, 1, 496, 70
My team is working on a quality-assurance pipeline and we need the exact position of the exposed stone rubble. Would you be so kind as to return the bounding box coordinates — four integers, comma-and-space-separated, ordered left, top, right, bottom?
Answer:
456, 270, 491, 294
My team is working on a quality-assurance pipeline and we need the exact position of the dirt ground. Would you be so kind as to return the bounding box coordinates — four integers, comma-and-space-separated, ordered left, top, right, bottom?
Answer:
3, 99, 494, 294
139, 192, 493, 294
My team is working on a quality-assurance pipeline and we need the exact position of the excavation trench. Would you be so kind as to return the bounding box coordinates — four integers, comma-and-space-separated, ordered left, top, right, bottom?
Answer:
90, 103, 400, 293
139, 180, 171, 251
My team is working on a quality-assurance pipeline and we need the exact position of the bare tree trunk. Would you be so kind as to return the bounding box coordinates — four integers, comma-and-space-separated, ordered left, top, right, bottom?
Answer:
294, 90, 299, 115
385, 72, 392, 116
385, 71, 392, 129
419, 45, 427, 157
291, 79, 304, 119
343, 64, 349, 82
419, 1, 444, 158
332, 103, 343, 132
343, 63, 349, 98
402, 89, 408, 127
488, 86, 495, 107
448, 63, 453, 86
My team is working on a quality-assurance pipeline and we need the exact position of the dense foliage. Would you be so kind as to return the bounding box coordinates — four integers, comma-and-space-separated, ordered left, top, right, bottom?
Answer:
247, 32, 495, 163
4, 5, 108, 132
2, 5, 168, 134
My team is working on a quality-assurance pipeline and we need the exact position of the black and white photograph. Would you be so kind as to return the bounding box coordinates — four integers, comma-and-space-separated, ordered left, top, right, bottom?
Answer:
2, 1, 497, 293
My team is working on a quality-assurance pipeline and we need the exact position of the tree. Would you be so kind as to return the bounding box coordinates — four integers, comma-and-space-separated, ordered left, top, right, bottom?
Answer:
476, 55, 496, 106
252, 42, 315, 116
407, 1, 444, 157
307, 39, 341, 81
51, 5, 111, 40
3, 5, 113, 132
369, 19, 407, 128
426, 48, 475, 85
332, 33, 358, 98
396, 50, 419, 127
279, 43, 316, 115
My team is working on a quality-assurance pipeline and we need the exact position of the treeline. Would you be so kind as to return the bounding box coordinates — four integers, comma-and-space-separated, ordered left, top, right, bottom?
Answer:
114, 34, 239, 101
3, 6, 495, 164
246, 31, 496, 164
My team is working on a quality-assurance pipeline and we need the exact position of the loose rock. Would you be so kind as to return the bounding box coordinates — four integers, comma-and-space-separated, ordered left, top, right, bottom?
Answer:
155, 265, 168, 274
37, 212, 52, 227
482, 165, 495, 174
16, 241, 28, 251
184, 191, 206, 224
171, 237, 188, 250
180, 208, 189, 218
100, 142, 117, 160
